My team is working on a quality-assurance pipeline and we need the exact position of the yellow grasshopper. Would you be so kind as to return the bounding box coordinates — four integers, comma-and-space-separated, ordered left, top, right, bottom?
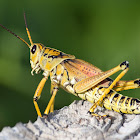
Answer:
1, 14, 140, 118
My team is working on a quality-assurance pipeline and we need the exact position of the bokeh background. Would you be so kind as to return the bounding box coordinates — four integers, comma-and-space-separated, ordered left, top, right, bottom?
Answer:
0, 0, 140, 130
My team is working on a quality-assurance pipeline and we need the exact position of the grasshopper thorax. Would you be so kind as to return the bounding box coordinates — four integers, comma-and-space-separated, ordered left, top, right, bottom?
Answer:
30, 43, 75, 76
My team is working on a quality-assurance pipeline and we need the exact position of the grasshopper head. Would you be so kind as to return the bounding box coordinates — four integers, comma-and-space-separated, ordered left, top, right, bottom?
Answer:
0, 13, 42, 75
29, 43, 43, 75
0, 13, 75, 76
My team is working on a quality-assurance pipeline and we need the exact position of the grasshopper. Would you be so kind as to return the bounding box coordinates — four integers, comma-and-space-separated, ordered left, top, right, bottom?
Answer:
1, 14, 140, 118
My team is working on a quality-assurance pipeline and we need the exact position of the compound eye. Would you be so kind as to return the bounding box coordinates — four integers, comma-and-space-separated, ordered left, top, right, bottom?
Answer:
31, 45, 37, 54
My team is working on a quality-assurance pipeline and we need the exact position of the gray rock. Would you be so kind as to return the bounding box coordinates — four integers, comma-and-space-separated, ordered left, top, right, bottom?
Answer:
0, 100, 140, 140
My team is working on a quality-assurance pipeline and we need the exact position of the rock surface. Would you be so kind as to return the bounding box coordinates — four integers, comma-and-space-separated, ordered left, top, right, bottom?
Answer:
0, 100, 140, 140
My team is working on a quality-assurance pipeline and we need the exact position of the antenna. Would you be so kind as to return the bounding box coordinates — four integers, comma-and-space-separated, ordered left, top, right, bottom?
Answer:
0, 23, 30, 47
0, 13, 34, 48
24, 12, 33, 45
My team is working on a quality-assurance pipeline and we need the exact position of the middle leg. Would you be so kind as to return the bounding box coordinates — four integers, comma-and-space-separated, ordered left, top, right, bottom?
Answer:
43, 82, 59, 117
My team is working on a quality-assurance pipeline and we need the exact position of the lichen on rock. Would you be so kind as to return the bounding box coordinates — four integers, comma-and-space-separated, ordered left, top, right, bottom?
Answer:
0, 100, 140, 140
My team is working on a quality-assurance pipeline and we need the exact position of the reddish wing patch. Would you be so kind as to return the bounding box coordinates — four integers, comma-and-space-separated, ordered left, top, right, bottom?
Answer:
67, 59, 102, 77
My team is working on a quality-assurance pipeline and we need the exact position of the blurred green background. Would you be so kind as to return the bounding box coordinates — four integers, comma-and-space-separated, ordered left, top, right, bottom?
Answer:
1, 0, 140, 130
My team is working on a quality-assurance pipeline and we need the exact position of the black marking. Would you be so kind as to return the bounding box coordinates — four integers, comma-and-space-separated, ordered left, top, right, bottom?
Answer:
65, 69, 70, 81
106, 77, 113, 86
46, 48, 52, 55
119, 110, 124, 114
56, 51, 67, 58
43, 47, 47, 50
54, 66, 57, 76
39, 43, 45, 47
112, 94, 120, 106
48, 55, 58, 59
42, 47, 49, 56
108, 89, 114, 95
103, 96, 108, 101
85, 94, 88, 101
51, 87, 59, 95
103, 89, 114, 102
81, 100, 86, 105
53, 87, 59, 90
134, 79, 140, 86
125, 97, 130, 105
97, 86, 103, 92
44, 53, 47, 57
113, 93, 119, 98
121, 96, 125, 100
51, 67, 57, 76
34, 97, 38, 102
60, 52, 63, 57
64, 59, 69, 63
120, 61, 129, 69
111, 107, 114, 111
31, 45, 37, 54
136, 107, 139, 110
106, 77, 113, 81
118, 96, 126, 105
130, 99, 135, 106
87, 111, 92, 114
109, 90, 116, 103
135, 98, 140, 103
48, 48, 52, 51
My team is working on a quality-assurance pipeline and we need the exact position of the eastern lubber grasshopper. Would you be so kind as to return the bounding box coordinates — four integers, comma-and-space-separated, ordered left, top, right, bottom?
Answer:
1, 14, 140, 118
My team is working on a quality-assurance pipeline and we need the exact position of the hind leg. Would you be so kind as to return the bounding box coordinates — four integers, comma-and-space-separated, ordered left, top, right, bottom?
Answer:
89, 61, 129, 117
114, 79, 140, 91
